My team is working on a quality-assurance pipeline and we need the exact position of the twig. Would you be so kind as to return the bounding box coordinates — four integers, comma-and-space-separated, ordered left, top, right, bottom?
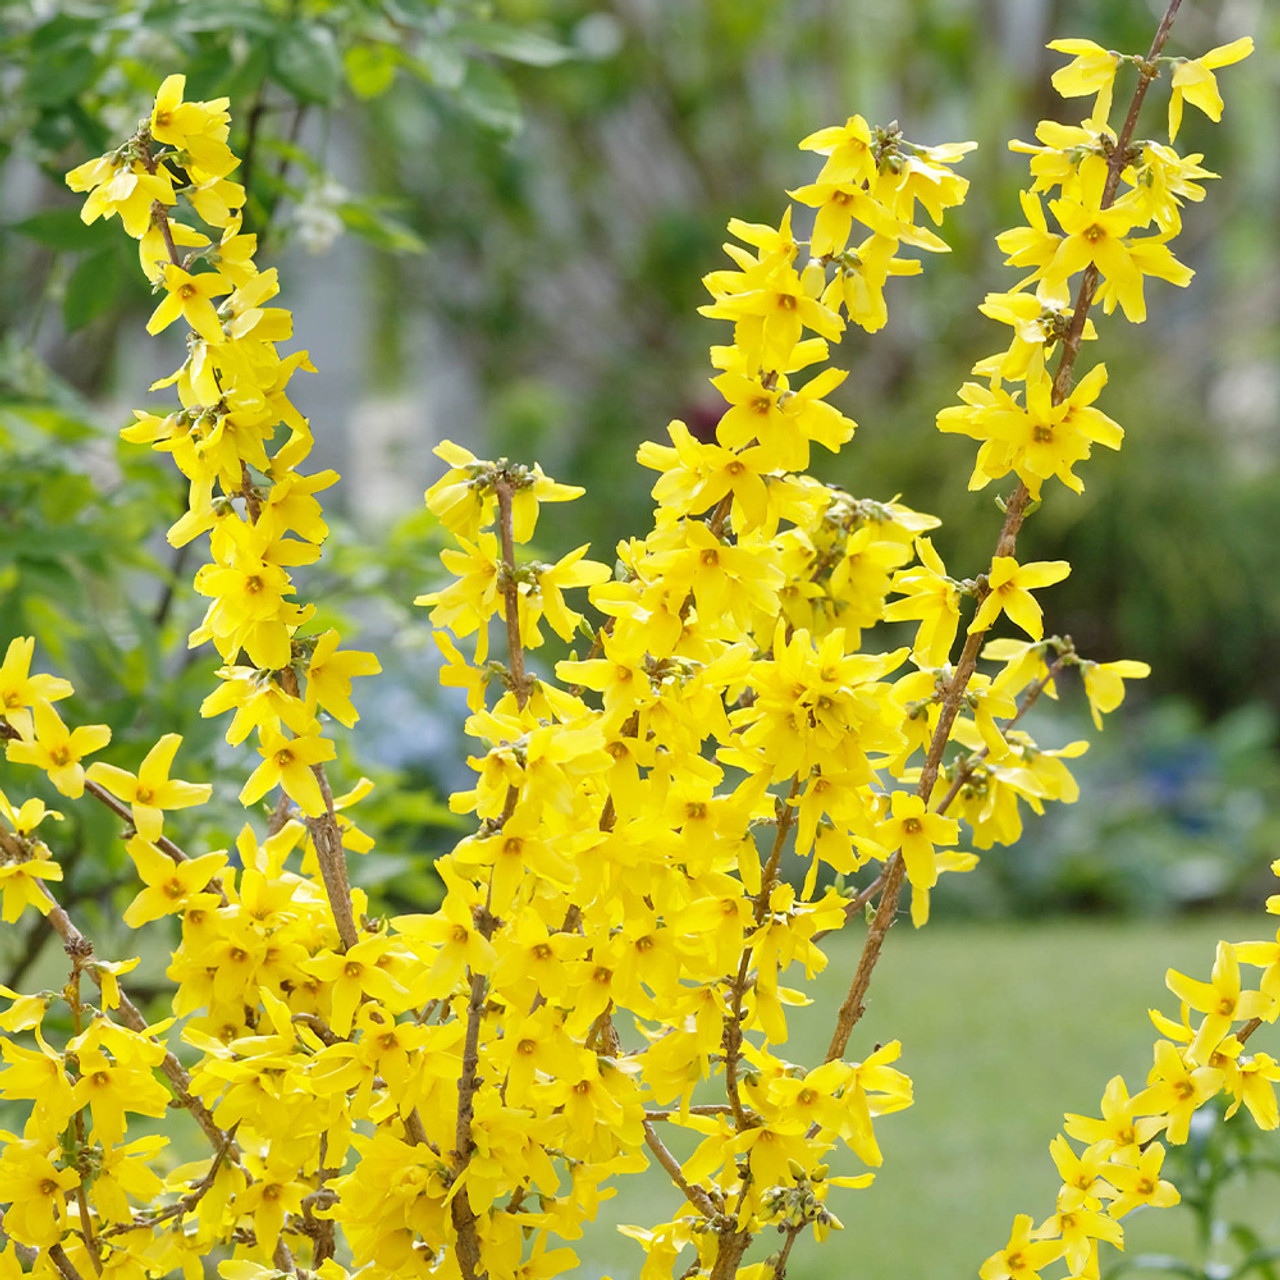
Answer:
643, 1119, 717, 1218
725, 783, 799, 1127
644, 1104, 736, 1120
772, 1223, 804, 1279
47, 1244, 85, 1280
449, 476, 531, 1280
36, 881, 241, 1165
934, 652, 1072, 817
824, 0, 1186, 1062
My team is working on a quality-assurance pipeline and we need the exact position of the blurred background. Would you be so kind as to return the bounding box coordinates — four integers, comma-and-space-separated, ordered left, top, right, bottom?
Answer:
1, 1, 1279, 1274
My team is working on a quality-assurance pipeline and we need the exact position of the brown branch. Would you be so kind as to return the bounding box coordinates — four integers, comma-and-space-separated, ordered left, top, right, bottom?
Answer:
449, 478, 531, 1280
644, 1104, 736, 1120
824, 0, 1186, 1062
725, 783, 799, 1128
47, 1244, 85, 1280
643, 1119, 718, 1218
277, 667, 358, 953
934, 652, 1072, 817
710, 783, 801, 1277
64, 949, 103, 1276
772, 1223, 805, 1279
305, 764, 359, 952
107, 1122, 242, 1237
710, 1227, 753, 1280
36, 882, 241, 1166
493, 479, 531, 707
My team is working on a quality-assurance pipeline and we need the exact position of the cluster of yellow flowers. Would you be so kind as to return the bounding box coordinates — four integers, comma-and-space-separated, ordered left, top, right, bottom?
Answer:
967, 33, 1265, 1280
0, 19, 1260, 1280
981, 926, 1280, 1280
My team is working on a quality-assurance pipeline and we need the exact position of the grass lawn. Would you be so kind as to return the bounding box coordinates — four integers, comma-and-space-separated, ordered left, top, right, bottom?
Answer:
578, 912, 1279, 1280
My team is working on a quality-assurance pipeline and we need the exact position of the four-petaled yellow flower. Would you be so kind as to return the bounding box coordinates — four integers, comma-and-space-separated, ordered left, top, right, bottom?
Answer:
87, 733, 212, 841
239, 728, 337, 818
146, 263, 232, 345
5, 700, 111, 798
968, 556, 1070, 640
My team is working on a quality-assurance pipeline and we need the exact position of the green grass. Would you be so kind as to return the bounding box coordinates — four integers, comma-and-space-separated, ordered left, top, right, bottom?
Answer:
578, 913, 1276, 1280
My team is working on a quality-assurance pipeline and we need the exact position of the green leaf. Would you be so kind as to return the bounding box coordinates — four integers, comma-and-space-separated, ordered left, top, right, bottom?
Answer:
63, 248, 126, 331
453, 20, 573, 67
454, 60, 522, 135
140, 0, 279, 37
270, 23, 341, 105
405, 40, 466, 92
344, 43, 398, 100
336, 203, 427, 255
9, 207, 112, 253
23, 46, 98, 107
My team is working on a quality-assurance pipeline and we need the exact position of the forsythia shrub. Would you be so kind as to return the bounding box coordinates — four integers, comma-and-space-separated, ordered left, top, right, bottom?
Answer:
0, 5, 1265, 1280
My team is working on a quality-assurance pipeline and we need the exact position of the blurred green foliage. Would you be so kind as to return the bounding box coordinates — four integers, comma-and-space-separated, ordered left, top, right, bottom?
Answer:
358, 0, 1280, 710
937, 697, 1280, 920
0, 0, 566, 978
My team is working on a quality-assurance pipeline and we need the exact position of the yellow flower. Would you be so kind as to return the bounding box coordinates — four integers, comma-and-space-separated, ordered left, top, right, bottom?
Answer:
122, 835, 227, 928
873, 791, 960, 924
1047, 38, 1121, 123
302, 935, 409, 1037
68, 1045, 171, 1148
883, 537, 961, 667
1168, 38, 1253, 140
1164, 940, 1272, 1066
86, 733, 212, 841
239, 728, 337, 818
304, 630, 382, 728
798, 113, 877, 187
1103, 1142, 1180, 1218
0, 790, 62, 837
72, 163, 176, 237
0, 1138, 80, 1247
0, 637, 74, 738
1080, 658, 1150, 729
979, 1212, 1064, 1280
1064, 1073, 1165, 1163
146, 263, 232, 345
0, 853, 62, 923
523, 546, 611, 645
5, 700, 111, 798
1046, 156, 1192, 323
150, 73, 237, 177
968, 556, 1070, 640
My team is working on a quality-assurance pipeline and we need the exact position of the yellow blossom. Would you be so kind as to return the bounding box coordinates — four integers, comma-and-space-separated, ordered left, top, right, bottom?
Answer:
239, 728, 338, 818
5, 700, 111, 798
86, 733, 211, 841
968, 556, 1070, 640
1168, 38, 1253, 140
146, 263, 233, 344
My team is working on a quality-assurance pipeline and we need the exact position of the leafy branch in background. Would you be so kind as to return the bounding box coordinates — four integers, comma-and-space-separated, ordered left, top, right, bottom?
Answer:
0, 0, 572, 974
